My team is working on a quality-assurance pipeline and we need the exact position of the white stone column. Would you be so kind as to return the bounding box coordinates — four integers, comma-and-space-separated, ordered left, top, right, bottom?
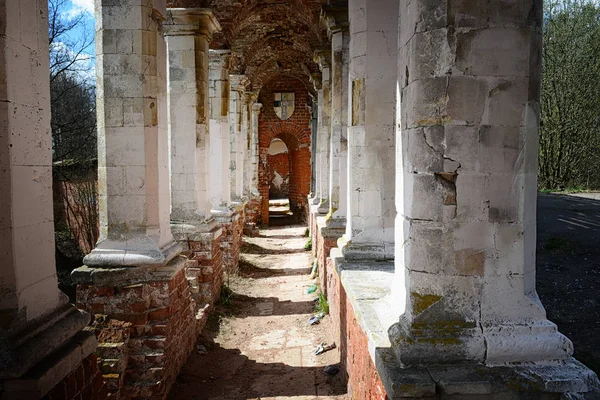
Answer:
338, 0, 397, 261
0, 0, 91, 385
314, 51, 332, 214
229, 74, 249, 202
390, 0, 573, 365
85, 0, 181, 267
242, 93, 252, 198
165, 9, 220, 228
209, 50, 231, 211
250, 101, 263, 197
308, 75, 322, 206
324, 10, 350, 227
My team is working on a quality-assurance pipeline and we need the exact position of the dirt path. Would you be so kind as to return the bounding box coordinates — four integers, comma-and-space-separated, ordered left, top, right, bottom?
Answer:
168, 224, 348, 400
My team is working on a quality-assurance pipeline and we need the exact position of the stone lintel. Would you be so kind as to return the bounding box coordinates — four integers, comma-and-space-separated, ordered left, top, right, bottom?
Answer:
2, 331, 97, 399
83, 237, 182, 268
0, 294, 90, 380
72, 255, 189, 288
164, 8, 221, 39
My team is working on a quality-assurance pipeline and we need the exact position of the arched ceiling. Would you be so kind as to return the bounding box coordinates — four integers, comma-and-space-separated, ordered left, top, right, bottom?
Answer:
166, 0, 341, 93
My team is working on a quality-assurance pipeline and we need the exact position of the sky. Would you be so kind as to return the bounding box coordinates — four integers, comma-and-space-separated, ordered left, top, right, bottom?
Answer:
57, 0, 96, 81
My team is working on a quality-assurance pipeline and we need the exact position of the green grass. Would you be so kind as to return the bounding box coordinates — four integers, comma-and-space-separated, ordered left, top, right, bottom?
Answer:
304, 237, 312, 251
543, 236, 573, 252
315, 292, 329, 315
217, 284, 235, 307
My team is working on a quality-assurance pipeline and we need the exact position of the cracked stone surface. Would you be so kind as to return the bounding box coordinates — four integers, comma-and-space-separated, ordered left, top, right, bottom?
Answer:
168, 225, 347, 399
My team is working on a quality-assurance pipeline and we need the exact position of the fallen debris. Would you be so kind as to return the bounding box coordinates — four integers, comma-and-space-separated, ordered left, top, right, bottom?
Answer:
315, 342, 336, 355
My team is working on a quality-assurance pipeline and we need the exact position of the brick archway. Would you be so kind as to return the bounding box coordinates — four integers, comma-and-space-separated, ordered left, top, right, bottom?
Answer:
258, 75, 312, 225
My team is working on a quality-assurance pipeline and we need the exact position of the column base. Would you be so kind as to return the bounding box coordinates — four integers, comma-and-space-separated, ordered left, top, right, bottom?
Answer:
376, 350, 600, 399
327, 254, 600, 399
337, 233, 394, 261
83, 235, 182, 267
317, 198, 330, 214
0, 292, 91, 379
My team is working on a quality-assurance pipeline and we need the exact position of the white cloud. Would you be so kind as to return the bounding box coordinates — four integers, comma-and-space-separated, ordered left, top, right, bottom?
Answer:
68, 0, 94, 17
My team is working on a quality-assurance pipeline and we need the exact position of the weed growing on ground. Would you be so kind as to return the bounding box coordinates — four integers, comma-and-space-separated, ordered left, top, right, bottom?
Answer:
315, 292, 329, 315
217, 284, 235, 307
304, 237, 312, 251
304, 227, 310, 237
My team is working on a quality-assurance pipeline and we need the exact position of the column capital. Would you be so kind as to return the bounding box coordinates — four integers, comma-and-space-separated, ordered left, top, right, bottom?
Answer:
251, 102, 263, 113
164, 8, 221, 40
320, 6, 349, 38
245, 91, 259, 104
229, 74, 250, 92
310, 72, 322, 90
209, 49, 232, 67
313, 49, 332, 70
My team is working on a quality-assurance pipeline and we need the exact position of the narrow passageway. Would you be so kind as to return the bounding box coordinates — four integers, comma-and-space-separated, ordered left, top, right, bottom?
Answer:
168, 225, 348, 400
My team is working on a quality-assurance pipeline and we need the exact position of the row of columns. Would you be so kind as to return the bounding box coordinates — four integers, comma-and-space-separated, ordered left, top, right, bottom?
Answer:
312, 0, 577, 368
85, 7, 261, 268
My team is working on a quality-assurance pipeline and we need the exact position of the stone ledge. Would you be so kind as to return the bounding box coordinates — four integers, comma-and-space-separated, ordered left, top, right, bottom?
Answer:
72, 255, 189, 287
2, 331, 97, 399
316, 215, 345, 238
332, 252, 600, 399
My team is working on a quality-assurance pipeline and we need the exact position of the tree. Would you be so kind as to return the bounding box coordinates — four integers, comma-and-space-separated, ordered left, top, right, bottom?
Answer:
48, 0, 96, 162
539, 0, 600, 190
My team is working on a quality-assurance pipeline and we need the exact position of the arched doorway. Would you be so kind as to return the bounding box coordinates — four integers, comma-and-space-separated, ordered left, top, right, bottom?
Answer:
267, 138, 293, 222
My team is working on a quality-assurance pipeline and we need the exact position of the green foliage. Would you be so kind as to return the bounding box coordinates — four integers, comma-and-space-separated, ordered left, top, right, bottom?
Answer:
304, 237, 312, 251
540, 0, 600, 190
304, 227, 310, 237
217, 284, 235, 307
315, 292, 329, 315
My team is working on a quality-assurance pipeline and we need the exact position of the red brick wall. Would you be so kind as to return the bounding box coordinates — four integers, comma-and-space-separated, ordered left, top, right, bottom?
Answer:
217, 211, 244, 275
326, 257, 389, 400
258, 74, 312, 225
76, 260, 209, 399
267, 152, 290, 199
43, 353, 108, 400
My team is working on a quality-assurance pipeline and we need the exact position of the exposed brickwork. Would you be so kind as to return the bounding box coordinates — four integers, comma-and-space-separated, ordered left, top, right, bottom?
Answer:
184, 233, 224, 310
216, 210, 245, 275
43, 353, 109, 400
267, 152, 290, 199
258, 74, 312, 225
244, 198, 262, 228
326, 258, 388, 400
76, 263, 201, 400
314, 223, 342, 298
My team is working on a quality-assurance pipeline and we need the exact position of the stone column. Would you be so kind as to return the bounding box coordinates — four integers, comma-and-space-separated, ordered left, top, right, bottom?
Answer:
241, 93, 252, 199
323, 9, 350, 227
390, 0, 575, 366
229, 74, 249, 202
0, 1, 93, 392
165, 9, 220, 228
209, 50, 231, 211
314, 51, 332, 214
337, 0, 397, 261
250, 101, 263, 198
308, 75, 321, 207
84, 0, 180, 267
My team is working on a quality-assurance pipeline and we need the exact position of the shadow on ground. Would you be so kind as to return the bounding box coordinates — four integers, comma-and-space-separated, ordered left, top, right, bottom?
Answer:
537, 193, 600, 374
